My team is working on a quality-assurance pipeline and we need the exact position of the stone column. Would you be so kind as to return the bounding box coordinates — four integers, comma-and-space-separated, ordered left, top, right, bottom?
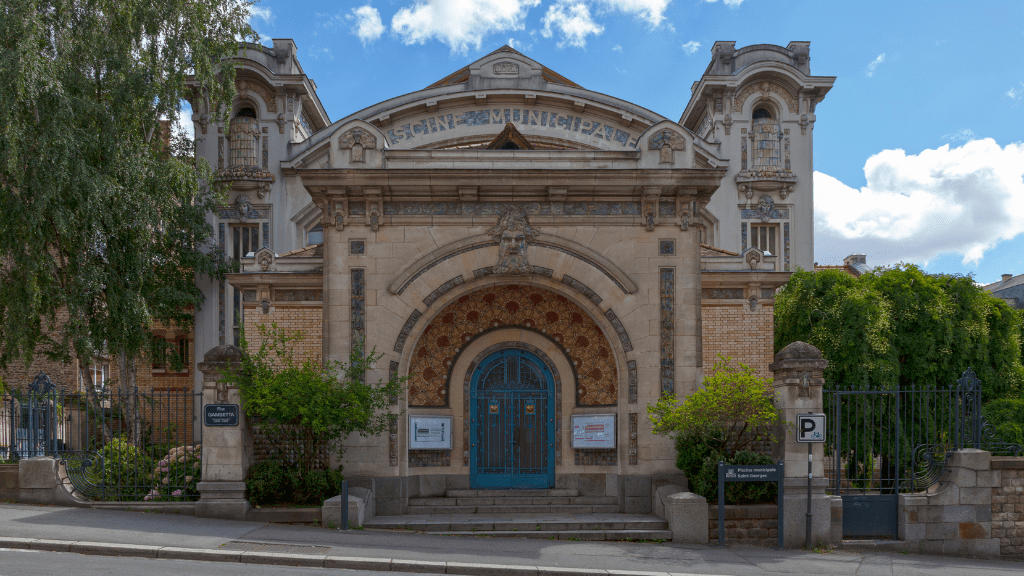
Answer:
769, 341, 838, 547
195, 344, 250, 520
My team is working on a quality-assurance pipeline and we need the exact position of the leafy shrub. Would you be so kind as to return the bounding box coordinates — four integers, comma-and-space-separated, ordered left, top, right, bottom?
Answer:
984, 398, 1024, 449
650, 356, 781, 504
246, 460, 344, 506
92, 436, 155, 501
144, 444, 201, 501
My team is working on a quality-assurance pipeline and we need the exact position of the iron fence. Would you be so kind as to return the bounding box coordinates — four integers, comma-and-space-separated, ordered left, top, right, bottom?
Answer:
1, 373, 202, 502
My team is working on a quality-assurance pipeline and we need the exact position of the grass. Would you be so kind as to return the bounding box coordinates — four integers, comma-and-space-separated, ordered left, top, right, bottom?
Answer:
811, 543, 835, 554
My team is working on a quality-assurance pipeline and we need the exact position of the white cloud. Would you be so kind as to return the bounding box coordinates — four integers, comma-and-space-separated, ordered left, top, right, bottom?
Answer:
250, 6, 273, 25
508, 37, 532, 51
541, 1, 604, 48
814, 139, 1024, 267
177, 108, 195, 142
681, 40, 701, 54
612, 44, 622, 52
1007, 81, 1024, 106
866, 53, 886, 77
347, 5, 385, 46
702, 0, 745, 7
942, 128, 978, 142
592, 0, 673, 27
391, 0, 540, 54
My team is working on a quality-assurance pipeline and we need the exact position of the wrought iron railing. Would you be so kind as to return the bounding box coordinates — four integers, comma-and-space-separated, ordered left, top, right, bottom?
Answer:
824, 367, 1022, 497
1, 373, 202, 502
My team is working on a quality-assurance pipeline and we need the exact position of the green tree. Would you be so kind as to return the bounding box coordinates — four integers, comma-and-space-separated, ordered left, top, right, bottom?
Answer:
0, 0, 254, 429
224, 323, 407, 477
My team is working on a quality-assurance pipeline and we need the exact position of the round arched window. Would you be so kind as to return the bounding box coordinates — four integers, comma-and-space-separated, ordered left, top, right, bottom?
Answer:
229, 107, 260, 169
752, 108, 772, 120
751, 107, 780, 170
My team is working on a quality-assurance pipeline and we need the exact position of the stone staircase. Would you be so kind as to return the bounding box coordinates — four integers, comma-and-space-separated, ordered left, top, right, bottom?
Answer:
364, 488, 671, 541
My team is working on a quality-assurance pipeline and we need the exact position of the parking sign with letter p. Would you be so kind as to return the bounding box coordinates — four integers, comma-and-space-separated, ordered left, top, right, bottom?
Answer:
796, 413, 826, 443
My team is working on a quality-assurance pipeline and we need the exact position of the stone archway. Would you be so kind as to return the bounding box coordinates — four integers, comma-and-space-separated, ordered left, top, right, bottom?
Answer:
407, 284, 619, 408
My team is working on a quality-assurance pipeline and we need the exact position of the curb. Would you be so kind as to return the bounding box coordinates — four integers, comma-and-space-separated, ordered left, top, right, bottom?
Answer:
0, 536, 711, 576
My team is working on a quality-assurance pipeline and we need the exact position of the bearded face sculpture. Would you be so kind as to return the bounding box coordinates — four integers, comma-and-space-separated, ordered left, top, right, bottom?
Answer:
488, 206, 539, 275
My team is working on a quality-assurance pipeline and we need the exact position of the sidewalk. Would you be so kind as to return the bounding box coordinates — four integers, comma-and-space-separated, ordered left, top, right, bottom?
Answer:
1, 503, 1021, 576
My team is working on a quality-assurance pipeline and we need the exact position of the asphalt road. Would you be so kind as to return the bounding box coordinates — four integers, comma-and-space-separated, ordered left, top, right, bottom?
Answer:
2, 504, 1023, 576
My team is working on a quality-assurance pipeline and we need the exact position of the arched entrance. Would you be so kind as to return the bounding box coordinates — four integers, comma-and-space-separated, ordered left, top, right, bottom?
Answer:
469, 348, 555, 489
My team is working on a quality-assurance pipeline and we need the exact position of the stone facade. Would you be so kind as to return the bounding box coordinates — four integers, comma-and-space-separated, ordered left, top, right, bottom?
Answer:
991, 457, 1024, 557
189, 41, 831, 510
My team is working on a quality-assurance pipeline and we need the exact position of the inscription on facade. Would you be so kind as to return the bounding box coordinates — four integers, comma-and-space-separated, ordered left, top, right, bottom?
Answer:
382, 106, 639, 148
493, 62, 519, 75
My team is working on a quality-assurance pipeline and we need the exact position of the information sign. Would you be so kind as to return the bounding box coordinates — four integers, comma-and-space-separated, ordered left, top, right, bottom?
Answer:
718, 461, 784, 548
796, 413, 826, 443
204, 404, 239, 427
571, 414, 616, 449
409, 416, 452, 450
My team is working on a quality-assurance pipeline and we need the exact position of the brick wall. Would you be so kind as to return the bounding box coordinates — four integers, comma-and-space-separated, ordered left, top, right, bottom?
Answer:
242, 303, 323, 365
701, 301, 774, 379
708, 503, 779, 546
992, 457, 1024, 557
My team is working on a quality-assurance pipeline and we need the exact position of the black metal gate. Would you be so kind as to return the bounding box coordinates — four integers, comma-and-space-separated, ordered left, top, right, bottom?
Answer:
2, 373, 202, 501
826, 368, 1022, 539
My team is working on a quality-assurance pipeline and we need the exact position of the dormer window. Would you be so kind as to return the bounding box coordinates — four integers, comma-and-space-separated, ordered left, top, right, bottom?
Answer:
230, 107, 260, 169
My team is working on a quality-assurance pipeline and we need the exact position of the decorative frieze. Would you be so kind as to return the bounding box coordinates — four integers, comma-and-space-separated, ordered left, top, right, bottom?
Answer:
761, 288, 776, 299
629, 413, 638, 465
627, 360, 638, 404
383, 201, 641, 217
393, 309, 422, 353
741, 196, 789, 222
560, 275, 602, 306
660, 268, 675, 394
732, 81, 798, 114
702, 288, 745, 299
784, 223, 791, 271
389, 415, 398, 466
658, 202, 676, 217
603, 309, 633, 353
423, 276, 465, 307
575, 449, 617, 466
409, 450, 450, 467
273, 290, 322, 302
351, 269, 365, 346
389, 361, 399, 405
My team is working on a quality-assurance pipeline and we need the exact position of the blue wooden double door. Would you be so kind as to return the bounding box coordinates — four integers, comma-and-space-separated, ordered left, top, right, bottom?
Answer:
470, 348, 555, 489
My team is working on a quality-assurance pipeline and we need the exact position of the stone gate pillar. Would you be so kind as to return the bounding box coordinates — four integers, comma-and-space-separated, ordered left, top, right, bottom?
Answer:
769, 341, 839, 547
195, 344, 251, 520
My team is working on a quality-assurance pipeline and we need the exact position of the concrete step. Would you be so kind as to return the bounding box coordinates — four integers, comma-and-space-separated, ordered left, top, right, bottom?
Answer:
425, 530, 672, 541
407, 504, 621, 515
445, 489, 580, 498
364, 516, 667, 531
408, 496, 618, 507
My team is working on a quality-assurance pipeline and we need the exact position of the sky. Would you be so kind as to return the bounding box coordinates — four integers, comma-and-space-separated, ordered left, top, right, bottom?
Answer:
198, 0, 1024, 285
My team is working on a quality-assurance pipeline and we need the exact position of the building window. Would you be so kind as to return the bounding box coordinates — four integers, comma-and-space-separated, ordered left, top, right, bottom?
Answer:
229, 107, 260, 169
751, 107, 781, 171
307, 224, 324, 245
750, 223, 777, 256
88, 363, 109, 391
231, 224, 260, 347
152, 336, 188, 373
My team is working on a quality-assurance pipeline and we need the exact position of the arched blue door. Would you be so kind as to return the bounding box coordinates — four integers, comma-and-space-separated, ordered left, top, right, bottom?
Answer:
470, 348, 555, 489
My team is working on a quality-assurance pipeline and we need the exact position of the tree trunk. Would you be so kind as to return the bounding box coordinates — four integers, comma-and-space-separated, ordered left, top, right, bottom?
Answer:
79, 361, 113, 444
116, 351, 142, 447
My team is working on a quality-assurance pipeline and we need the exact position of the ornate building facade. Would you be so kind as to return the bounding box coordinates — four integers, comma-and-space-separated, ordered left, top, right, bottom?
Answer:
187, 40, 834, 504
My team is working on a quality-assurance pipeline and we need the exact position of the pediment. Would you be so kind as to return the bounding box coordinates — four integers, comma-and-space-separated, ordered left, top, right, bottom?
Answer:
426, 46, 581, 90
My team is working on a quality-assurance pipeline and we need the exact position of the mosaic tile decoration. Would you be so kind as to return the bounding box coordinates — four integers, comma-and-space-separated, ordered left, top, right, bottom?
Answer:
389, 361, 399, 405
560, 275, 602, 306
575, 448, 617, 466
629, 413, 638, 465
383, 201, 641, 217
389, 415, 398, 466
350, 240, 365, 255
784, 223, 790, 271
658, 202, 676, 216
423, 276, 465, 307
741, 222, 747, 252
219, 223, 225, 345
761, 288, 776, 299
627, 360, 638, 404
262, 222, 269, 248
351, 269, 365, 347
603, 309, 633, 352
393, 309, 422, 353
660, 268, 675, 395
409, 450, 451, 467
462, 341, 562, 467
409, 285, 618, 407
659, 240, 675, 256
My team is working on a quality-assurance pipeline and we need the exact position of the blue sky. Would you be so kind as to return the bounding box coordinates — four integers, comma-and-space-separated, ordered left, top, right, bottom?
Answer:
218, 0, 1024, 285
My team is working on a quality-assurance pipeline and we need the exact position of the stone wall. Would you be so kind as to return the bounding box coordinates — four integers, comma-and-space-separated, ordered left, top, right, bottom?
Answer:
0, 463, 18, 500
992, 457, 1024, 557
701, 300, 774, 379
708, 504, 779, 546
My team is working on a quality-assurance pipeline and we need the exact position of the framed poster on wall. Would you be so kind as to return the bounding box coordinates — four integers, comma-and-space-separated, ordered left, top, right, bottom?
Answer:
409, 415, 452, 450
571, 414, 616, 449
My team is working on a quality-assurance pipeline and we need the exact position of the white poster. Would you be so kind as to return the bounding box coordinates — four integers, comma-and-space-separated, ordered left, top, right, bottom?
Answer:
571, 414, 616, 449
409, 416, 452, 450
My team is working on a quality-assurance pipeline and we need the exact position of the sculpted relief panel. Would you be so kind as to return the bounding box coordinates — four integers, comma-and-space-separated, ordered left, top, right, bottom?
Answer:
380, 106, 640, 149
407, 285, 619, 407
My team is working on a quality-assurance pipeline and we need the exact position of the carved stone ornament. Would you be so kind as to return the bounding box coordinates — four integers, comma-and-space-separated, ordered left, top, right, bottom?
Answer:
647, 129, 685, 164
260, 298, 270, 314
746, 249, 763, 270
369, 203, 381, 232
723, 114, 733, 135
276, 113, 286, 134
749, 296, 758, 312
733, 81, 798, 114
236, 195, 254, 223
256, 249, 273, 272
317, 200, 335, 227
800, 113, 810, 135
237, 79, 277, 113
755, 195, 779, 222
486, 205, 540, 275
334, 206, 346, 232
645, 208, 656, 232
339, 128, 377, 163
